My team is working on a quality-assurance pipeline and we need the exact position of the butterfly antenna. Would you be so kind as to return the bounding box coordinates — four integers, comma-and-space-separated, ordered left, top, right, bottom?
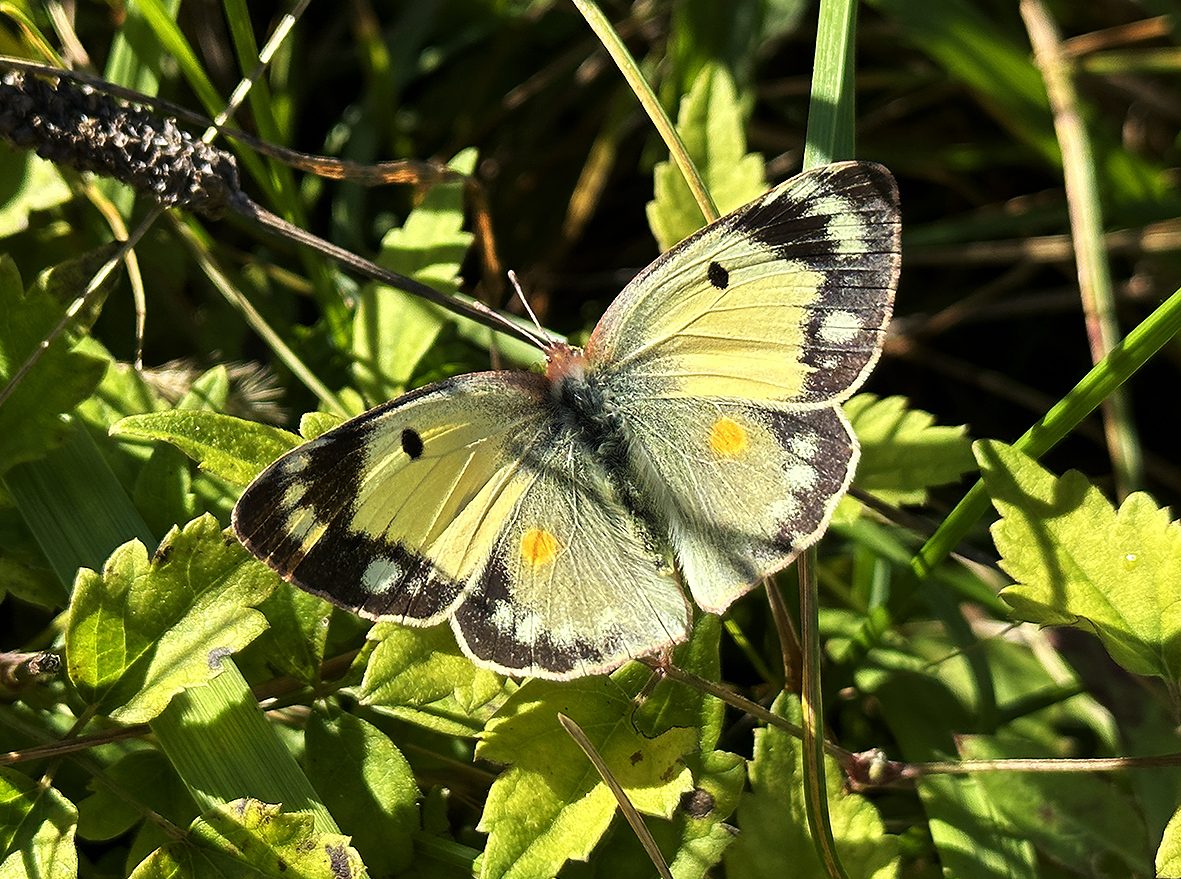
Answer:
508, 269, 550, 341
503, 268, 557, 354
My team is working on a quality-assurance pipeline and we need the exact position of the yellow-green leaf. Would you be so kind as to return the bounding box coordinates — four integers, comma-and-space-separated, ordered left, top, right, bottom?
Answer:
977, 440, 1181, 687
646, 63, 766, 249
66, 514, 279, 722
358, 623, 506, 738
0, 767, 77, 879
128, 799, 364, 879
112, 411, 301, 486
846, 393, 975, 506
476, 665, 695, 879
725, 694, 899, 879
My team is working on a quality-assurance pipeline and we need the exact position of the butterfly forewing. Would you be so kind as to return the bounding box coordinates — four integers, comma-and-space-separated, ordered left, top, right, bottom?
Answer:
588, 161, 900, 405
232, 373, 553, 624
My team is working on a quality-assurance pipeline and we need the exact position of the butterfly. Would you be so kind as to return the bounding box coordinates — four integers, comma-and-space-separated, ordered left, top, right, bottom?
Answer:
232, 160, 901, 679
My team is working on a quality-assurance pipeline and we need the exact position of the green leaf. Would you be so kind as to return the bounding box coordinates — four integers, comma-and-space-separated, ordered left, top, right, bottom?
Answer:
353, 149, 477, 404
132, 367, 230, 535
0, 766, 77, 879
1158, 807, 1181, 878
0, 144, 72, 238
977, 440, 1181, 687
634, 615, 724, 746
861, 670, 1036, 878
76, 360, 165, 431
76, 750, 196, 845
358, 624, 506, 737
646, 63, 766, 250
669, 749, 746, 879
566, 746, 745, 879
476, 665, 695, 879
128, 799, 364, 879
959, 734, 1152, 876
0, 253, 111, 476
621, 618, 742, 878
111, 411, 302, 486
665, 0, 802, 98
846, 393, 976, 506
65, 514, 279, 722
725, 693, 899, 879
247, 584, 334, 684
305, 708, 420, 876
300, 411, 345, 441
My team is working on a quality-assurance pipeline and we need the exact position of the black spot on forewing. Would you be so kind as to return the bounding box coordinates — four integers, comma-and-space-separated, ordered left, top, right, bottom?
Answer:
401, 427, 424, 459
231, 378, 477, 623
707, 261, 729, 289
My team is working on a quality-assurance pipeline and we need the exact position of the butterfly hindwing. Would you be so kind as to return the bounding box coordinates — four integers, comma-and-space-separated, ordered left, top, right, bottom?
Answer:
451, 429, 691, 678
588, 161, 900, 405
616, 397, 857, 613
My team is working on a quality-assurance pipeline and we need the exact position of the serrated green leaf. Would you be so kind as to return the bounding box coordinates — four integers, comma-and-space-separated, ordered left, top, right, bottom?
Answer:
353, 149, 477, 404
0, 253, 111, 476
476, 665, 695, 879
111, 411, 302, 486
959, 734, 1152, 875
358, 624, 505, 737
305, 708, 420, 876
128, 799, 365, 879
977, 440, 1181, 687
0, 766, 77, 879
65, 514, 279, 722
725, 694, 899, 879
646, 63, 766, 250
846, 394, 975, 505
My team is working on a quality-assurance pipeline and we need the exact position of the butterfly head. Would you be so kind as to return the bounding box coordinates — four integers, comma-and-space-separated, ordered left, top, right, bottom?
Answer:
544, 340, 589, 386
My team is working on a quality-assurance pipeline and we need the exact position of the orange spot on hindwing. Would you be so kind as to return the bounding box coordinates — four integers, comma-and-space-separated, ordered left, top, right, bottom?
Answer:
709, 417, 749, 457
520, 527, 561, 568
